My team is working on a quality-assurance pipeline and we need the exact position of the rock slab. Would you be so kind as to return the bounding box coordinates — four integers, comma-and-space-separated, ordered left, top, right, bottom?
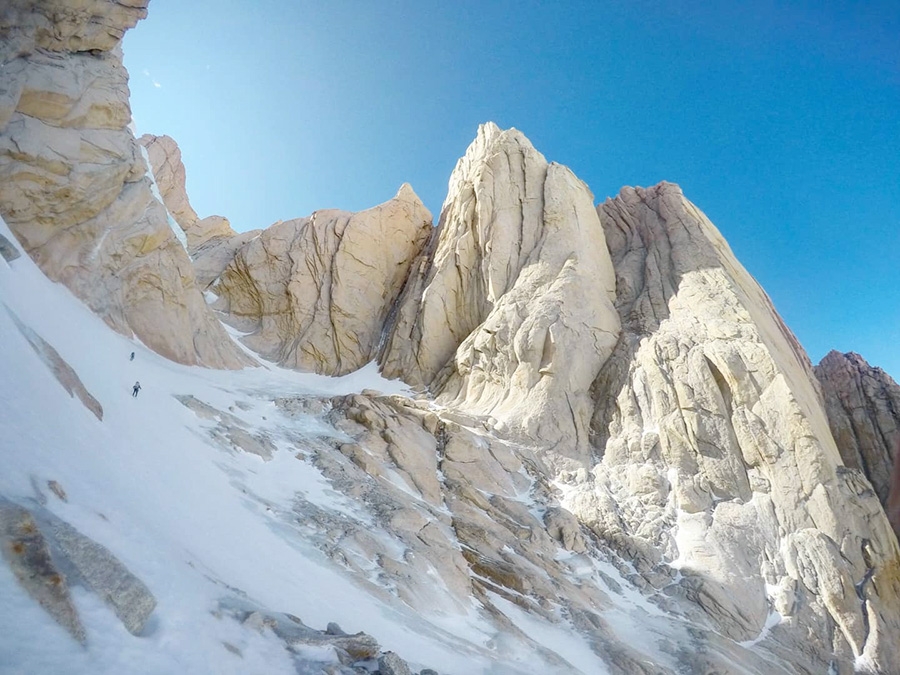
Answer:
215, 184, 432, 375
815, 350, 900, 506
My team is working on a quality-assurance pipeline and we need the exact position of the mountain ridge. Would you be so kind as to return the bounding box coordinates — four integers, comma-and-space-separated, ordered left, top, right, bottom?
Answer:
1, 2, 899, 674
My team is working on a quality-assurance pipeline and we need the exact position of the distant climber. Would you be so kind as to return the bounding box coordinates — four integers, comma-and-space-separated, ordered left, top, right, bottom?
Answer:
130, 351, 135, 361
132, 381, 141, 397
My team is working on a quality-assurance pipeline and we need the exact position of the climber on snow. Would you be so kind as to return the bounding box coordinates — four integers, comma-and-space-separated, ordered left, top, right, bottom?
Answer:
132, 381, 141, 397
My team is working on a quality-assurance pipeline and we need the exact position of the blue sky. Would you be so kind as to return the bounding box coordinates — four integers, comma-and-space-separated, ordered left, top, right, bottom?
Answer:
123, 0, 900, 378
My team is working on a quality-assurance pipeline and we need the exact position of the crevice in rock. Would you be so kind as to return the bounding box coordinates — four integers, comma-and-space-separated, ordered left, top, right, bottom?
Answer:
705, 356, 733, 421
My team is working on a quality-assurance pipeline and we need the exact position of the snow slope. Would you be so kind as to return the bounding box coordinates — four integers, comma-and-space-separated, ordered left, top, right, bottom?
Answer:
3, 211, 798, 675
1, 215, 633, 674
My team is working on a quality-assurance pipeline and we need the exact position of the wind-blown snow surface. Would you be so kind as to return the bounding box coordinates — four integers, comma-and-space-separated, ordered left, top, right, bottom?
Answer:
0, 216, 633, 674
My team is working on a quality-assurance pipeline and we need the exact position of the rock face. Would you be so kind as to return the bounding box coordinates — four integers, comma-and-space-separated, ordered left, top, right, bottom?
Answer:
44, 514, 157, 635
139, 133, 260, 289
815, 350, 900, 506
214, 184, 432, 375
380, 123, 620, 460
216, 598, 434, 674
0, 498, 156, 642
0, 232, 21, 262
3, 6, 900, 665
556, 182, 900, 671
348, 162, 900, 672
138, 133, 238, 253
889, 452, 900, 541
0, 1, 251, 368
188, 229, 261, 290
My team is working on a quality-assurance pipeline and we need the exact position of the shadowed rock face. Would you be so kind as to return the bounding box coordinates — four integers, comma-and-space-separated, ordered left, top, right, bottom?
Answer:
0, 0, 252, 369
213, 184, 432, 376
815, 350, 900, 506
0, 232, 21, 262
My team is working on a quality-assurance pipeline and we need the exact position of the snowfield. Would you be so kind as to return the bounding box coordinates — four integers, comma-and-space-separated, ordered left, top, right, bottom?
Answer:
0, 216, 619, 674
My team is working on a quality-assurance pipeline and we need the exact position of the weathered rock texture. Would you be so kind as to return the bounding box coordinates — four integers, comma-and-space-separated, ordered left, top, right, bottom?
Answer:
815, 350, 900, 507
0, 501, 85, 643
6, 305, 103, 420
190, 229, 260, 290
175, 394, 276, 461
0, 1, 251, 368
4, 12, 900, 664
214, 184, 432, 375
138, 133, 238, 253
554, 182, 900, 672
319, 124, 900, 672
285, 392, 671, 673
46, 516, 156, 635
216, 598, 435, 674
0, 497, 157, 642
380, 123, 620, 460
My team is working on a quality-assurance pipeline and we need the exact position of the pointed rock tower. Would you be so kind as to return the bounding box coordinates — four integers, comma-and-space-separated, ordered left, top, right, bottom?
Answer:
380, 122, 621, 458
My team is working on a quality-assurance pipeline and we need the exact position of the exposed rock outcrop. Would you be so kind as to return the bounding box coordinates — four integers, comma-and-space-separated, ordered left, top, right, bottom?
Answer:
815, 350, 900, 506
0, 232, 21, 262
318, 392, 672, 674
889, 452, 900, 541
0, 0, 252, 368
282, 389, 788, 674
175, 394, 276, 461
0, 498, 156, 642
138, 133, 238, 253
6, 305, 103, 420
214, 184, 432, 375
556, 182, 900, 671
43, 514, 157, 635
0, 501, 86, 643
373, 127, 900, 671
190, 229, 261, 290
380, 123, 620, 461
217, 598, 434, 674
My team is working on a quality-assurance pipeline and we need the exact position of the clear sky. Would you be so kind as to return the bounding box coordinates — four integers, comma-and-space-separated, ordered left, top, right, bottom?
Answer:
123, 0, 900, 378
